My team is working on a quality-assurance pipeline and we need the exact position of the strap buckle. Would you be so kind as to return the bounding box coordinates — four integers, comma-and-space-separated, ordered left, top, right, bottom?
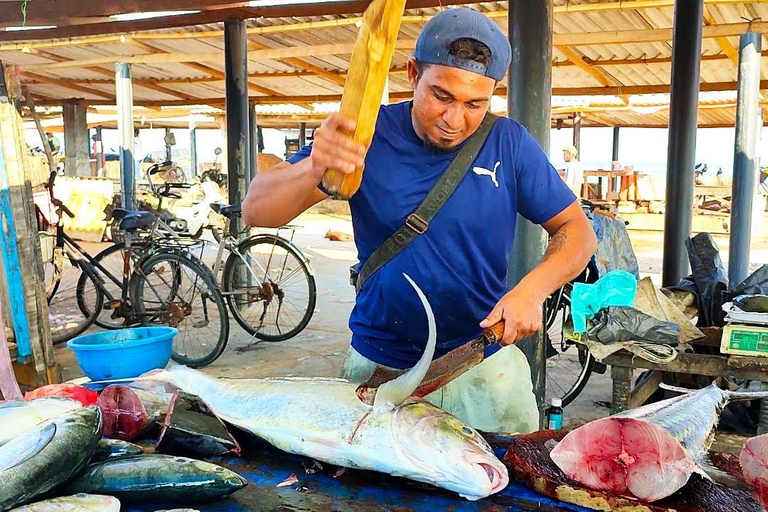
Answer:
405, 213, 429, 235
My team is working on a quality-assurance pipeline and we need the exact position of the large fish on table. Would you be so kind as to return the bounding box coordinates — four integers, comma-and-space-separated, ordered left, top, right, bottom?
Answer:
551, 384, 768, 502
0, 407, 102, 511
0, 398, 82, 447
138, 274, 508, 501
740, 432, 768, 509
8, 494, 120, 512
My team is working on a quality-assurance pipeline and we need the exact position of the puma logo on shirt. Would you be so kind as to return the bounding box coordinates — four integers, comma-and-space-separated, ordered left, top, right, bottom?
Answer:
472, 161, 500, 188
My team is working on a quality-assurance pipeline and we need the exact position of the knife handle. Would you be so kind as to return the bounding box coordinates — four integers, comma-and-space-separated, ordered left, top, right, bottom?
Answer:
483, 320, 505, 345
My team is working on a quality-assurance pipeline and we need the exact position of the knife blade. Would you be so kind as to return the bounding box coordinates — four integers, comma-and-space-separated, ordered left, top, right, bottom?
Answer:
355, 320, 505, 405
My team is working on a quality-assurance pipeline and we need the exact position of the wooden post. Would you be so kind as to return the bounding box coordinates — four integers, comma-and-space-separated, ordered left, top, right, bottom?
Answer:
0, 71, 60, 389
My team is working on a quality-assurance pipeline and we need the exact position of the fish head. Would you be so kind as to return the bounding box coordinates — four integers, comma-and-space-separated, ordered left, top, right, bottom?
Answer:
392, 400, 508, 500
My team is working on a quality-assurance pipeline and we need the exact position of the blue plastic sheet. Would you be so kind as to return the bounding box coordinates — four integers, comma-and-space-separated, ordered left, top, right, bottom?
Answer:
590, 212, 640, 279
571, 269, 638, 333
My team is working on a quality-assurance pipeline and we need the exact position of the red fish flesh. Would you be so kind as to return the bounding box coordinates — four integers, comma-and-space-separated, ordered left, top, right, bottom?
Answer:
551, 384, 768, 502
741, 433, 768, 509
24, 384, 98, 406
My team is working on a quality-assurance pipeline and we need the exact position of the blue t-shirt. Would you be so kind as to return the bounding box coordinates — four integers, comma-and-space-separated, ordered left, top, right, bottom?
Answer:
289, 101, 575, 369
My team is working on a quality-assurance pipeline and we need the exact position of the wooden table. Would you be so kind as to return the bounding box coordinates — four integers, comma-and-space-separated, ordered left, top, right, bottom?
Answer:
583, 170, 646, 202
603, 341, 768, 433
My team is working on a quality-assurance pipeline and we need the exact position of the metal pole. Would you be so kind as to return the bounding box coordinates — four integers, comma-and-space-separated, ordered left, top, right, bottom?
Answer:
298, 122, 307, 149
612, 126, 620, 162
225, 18, 250, 233
661, 0, 704, 287
96, 125, 104, 175
189, 122, 198, 178
164, 127, 173, 162
729, 32, 762, 289
572, 113, 581, 153
508, 0, 551, 426
249, 101, 259, 184
116, 62, 135, 210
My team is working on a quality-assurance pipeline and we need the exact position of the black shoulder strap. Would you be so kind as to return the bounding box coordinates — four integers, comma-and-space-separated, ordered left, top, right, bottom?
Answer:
355, 112, 498, 294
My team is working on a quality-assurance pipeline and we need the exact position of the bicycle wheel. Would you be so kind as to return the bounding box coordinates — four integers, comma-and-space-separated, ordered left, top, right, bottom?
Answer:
222, 235, 316, 341
45, 250, 103, 345
545, 284, 594, 407
132, 251, 229, 367
77, 242, 146, 329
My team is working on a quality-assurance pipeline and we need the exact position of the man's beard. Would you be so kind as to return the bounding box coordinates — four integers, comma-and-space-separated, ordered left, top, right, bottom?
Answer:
422, 134, 458, 154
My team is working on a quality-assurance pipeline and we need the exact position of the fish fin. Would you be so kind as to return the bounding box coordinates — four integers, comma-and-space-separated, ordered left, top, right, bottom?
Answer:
659, 382, 699, 395
372, 274, 436, 412
0, 422, 56, 471
698, 458, 752, 491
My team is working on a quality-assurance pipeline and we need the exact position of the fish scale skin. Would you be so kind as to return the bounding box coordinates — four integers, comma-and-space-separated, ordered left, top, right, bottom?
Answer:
8, 494, 120, 512
0, 408, 102, 511
0, 399, 82, 447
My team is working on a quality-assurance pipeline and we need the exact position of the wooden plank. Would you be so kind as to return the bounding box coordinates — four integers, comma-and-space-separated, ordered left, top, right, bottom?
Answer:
22, 87, 55, 172
629, 369, 663, 408
321, 0, 407, 197
604, 351, 768, 382
556, 46, 615, 87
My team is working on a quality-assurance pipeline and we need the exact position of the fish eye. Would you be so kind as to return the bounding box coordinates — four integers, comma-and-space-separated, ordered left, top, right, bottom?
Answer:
461, 426, 474, 436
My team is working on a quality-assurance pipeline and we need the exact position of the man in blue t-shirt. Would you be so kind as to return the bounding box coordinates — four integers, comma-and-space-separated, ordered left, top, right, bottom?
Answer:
243, 8, 597, 433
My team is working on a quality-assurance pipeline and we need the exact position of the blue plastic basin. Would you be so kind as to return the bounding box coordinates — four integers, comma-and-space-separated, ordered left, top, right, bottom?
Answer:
67, 327, 177, 381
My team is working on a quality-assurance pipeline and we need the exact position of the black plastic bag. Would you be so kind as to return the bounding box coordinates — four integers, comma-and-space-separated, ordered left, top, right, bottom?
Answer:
587, 306, 680, 346
671, 233, 729, 327
732, 264, 768, 296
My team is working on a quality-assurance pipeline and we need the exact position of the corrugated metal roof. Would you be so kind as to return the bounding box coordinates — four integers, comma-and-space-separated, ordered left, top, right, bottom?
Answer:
1, 0, 766, 127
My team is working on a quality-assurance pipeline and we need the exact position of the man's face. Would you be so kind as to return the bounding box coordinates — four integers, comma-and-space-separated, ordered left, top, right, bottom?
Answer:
408, 58, 495, 151
563, 151, 574, 162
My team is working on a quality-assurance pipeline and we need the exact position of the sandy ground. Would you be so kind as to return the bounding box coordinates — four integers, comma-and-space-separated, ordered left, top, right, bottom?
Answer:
53, 209, 768, 435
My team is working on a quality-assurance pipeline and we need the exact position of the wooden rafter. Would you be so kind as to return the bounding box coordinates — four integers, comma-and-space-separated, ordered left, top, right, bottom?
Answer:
247, 38, 345, 88
25, 79, 768, 108
20, 71, 115, 100
703, 8, 739, 65
556, 46, 615, 87
0, 0, 761, 43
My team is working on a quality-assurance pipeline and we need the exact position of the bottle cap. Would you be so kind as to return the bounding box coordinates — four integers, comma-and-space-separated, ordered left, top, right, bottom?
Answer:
551, 398, 562, 407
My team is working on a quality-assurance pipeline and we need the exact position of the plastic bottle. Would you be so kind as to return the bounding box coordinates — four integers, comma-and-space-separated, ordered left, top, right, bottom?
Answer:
548, 398, 564, 430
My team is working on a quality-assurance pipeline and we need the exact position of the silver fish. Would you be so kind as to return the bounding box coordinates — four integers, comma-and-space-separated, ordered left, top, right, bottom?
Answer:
8, 494, 119, 512
740, 432, 768, 509
551, 383, 768, 502
140, 273, 509, 501
91, 439, 144, 463
0, 399, 82, 447
0, 407, 102, 511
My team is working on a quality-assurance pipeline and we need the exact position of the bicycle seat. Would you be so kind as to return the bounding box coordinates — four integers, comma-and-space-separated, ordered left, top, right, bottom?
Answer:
210, 203, 241, 217
119, 210, 157, 231
111, 208, 128, 221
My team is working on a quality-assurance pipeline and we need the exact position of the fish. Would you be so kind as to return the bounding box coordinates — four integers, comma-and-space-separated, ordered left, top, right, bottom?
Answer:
91, 439, 144, 463
63, 454, 247, 502
550, 383, 768, 502
97, 385, 171, 440
0, 407, 102, 511
740, 432, 768, 508
0, 398, 82, 447
135, 273, 509, 501
8, 494, 120, 512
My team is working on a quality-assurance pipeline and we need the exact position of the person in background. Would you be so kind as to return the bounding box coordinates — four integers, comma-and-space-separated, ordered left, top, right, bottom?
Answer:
562, 144, 584, 198
91, 133, 105, 172
46, 132, 61, 156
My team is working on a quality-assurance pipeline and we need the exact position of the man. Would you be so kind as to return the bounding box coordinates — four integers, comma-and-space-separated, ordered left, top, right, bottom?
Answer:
45, 132, 61, 156
242, 8, 596, 433
562, 144, 584, 198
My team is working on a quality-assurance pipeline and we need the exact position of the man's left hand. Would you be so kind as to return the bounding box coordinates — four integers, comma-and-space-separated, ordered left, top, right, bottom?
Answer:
479, 285, 546, 346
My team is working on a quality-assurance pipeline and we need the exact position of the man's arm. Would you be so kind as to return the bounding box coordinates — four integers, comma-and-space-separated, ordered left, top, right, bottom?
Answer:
242, 114, 366, 227
480, 201, 597, 345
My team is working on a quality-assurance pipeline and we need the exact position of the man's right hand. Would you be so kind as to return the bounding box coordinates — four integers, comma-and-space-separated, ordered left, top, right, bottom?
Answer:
309, 114, 367, 181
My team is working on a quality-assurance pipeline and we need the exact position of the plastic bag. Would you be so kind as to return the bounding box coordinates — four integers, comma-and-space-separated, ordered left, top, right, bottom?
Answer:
587, 306, 680, 346
571, 269, 637, 333
671, 233, 728, 327
590, 212, 640, 278
732, 265, 768, 296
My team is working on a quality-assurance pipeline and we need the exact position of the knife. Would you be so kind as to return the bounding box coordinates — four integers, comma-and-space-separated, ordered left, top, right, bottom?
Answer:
355, 320, 505, 405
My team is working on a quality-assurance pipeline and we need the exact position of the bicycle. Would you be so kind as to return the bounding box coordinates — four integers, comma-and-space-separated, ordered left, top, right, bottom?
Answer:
41, 171, 230, 367
543, 199, 623, 407
96, 163, 317, 342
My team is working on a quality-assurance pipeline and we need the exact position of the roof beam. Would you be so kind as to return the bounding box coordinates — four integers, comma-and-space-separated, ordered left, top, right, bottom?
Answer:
703, 8, 739, 65
247, 38, 346, 88
556, 46, 616, 87
28, 79, 768, 108
20, 71, 115, 100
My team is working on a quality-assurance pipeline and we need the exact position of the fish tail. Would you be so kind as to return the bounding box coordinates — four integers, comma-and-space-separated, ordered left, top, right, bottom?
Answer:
660, 382, 768, 402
